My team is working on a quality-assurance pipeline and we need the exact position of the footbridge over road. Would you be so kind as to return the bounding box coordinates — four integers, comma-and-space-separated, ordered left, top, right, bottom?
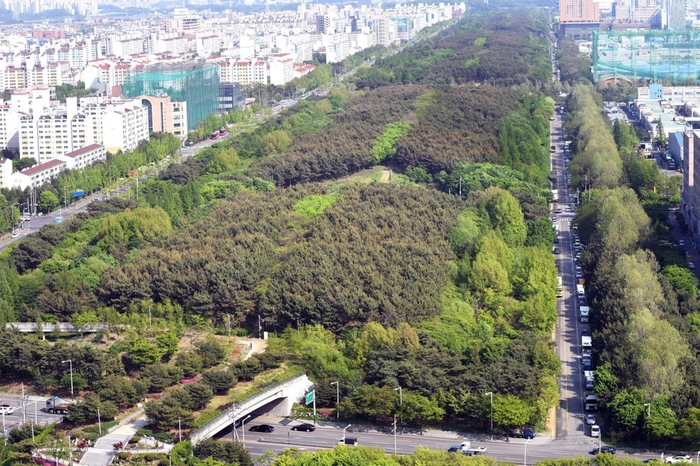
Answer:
189, 371, 313, 445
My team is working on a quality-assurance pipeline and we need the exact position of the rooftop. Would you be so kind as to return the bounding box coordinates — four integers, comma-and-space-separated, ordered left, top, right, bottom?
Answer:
21, 159, 65, 176
64, 143, 103, 158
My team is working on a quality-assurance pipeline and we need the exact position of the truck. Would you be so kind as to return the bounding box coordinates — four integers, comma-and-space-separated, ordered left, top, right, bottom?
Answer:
580, 306, 590, 323
508, 427, 537, 439
45, 396, 72, 414
459, 441, 487, 456
582, 336, 592, 348
552, 189, 559, 202
576, 284, 585, 299
586, 402, 598, 411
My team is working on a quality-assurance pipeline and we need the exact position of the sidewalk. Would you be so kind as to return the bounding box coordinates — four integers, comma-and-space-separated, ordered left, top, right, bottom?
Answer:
79, 415, 166, 466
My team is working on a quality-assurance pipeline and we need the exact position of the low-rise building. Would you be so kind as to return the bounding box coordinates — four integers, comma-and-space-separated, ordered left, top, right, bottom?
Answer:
12, 159, 66, 190
56, 143, 106, 170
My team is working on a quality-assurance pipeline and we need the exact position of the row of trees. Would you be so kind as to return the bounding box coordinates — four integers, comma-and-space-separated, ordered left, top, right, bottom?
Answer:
564, 74, 698, 445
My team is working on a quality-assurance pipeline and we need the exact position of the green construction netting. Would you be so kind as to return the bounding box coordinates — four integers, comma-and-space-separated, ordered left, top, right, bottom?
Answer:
121, 63, 219, 131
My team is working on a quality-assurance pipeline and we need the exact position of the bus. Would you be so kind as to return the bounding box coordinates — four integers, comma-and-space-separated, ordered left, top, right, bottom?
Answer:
557, 276, 563, 298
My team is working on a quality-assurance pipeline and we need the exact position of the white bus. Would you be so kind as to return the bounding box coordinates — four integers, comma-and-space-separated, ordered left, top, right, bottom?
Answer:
557, 276, 563, 298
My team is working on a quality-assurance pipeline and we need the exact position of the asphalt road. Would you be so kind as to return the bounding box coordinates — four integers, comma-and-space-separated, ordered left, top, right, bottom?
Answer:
227, 418, 664, 463
0, 393, 64, 432
551, 113, 591, 444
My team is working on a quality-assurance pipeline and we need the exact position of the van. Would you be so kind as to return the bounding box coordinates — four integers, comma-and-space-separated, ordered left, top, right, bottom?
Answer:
580, 306, 590, 323
576, 284, 585, 299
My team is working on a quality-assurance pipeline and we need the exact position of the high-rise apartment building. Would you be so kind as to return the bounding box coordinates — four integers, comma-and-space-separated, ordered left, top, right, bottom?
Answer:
316, 15, 331, 33
665, 0, 685, 29
560, 0, 600, 21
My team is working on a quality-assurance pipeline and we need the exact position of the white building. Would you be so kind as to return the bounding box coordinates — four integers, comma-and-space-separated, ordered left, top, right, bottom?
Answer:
12, 159, 66, 190
56, 143, 106, 170
0, 158, 11, 189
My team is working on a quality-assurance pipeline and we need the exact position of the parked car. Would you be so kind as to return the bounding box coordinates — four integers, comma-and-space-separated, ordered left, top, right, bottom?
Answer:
508, 427, 536, 439
679, 240, 685, 247
586, 414, 596, 425
582, 329, 590, 337
553, 248, 561, 254
590, 446, 616, 455
291, 423, 316, 432
590, 425, 601, 437
666, 456, 692, 464
249, 424, 275, 433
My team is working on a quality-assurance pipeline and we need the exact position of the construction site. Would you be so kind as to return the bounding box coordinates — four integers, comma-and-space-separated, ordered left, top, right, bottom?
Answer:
593, 29, 700, 83
121, 61, 219, 131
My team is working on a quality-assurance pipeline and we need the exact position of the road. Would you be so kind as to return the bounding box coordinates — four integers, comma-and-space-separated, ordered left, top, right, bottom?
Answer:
227, 418, 663, 463
0, 393, 64, 432
551, 112, 590, 445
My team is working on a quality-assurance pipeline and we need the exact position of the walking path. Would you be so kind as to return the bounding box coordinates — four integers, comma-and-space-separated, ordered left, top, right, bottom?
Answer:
79, 413, 173, 466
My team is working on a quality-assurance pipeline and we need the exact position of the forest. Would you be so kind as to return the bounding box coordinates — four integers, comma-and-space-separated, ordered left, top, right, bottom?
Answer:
0, 8, 572, 465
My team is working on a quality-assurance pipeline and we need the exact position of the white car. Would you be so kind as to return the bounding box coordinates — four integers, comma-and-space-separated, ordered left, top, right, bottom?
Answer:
666, 456, 692, 464
0, 405, 15, 415
590, 425, 600, 437
679, 240, 685, 247
586, 414, 596, 425
690, 262, 696, 270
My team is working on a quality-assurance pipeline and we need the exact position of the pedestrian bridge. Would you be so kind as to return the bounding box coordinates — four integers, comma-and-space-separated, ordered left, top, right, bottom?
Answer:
189, 371, 313, 445
5, 322, 107, 333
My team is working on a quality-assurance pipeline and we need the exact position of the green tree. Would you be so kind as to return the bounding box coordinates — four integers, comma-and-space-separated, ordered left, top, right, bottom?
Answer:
175, 351, 204, 378
655, 120, 667, 145
38, 190, 60, 213
184, 381, 213, 410
608, 389, 645, 430
662, 265, 698, 296
128, 337, 163, 366
14, 157, 37, 172
155, 331, 180, 358
492, 395, 533, 429
202, 369, 236, 394
401, 392, 445, 428
480, 187, 527, 248
194, 336, 226, 368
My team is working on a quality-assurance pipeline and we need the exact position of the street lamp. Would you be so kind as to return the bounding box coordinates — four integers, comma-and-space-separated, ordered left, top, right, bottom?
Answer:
330, 381, 340, 422
393, 415, 397, 454
524, 438, 531, 466
485, 392, 493, 438
394, 386, 402, 432
241, 415, 251, 447
61, 360, 74, 400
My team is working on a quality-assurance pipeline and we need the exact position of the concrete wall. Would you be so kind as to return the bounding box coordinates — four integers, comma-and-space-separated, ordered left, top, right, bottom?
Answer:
5, 322, 107, 333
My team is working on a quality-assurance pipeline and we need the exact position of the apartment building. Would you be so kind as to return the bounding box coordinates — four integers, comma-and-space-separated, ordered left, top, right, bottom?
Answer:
12, 159, 66, 190
56, 143, 105, 170
139, 95, 188, 137
101, 101, 149, 153
0, 158, 11, 189
270, 54, 294, 86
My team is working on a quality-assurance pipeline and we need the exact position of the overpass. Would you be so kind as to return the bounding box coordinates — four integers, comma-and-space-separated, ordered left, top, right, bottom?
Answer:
5, 322, 108, 333
189, 370, 313, 445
